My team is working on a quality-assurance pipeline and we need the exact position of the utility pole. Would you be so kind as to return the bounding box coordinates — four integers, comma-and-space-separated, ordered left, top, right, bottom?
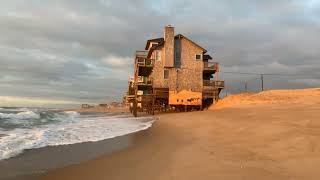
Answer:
245, 81, 248, 92
260, 74, 264, 91
225, 86, 228, 97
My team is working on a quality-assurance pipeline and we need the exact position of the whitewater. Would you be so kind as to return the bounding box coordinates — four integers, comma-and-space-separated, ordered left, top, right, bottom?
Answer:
0, 107, 154, 160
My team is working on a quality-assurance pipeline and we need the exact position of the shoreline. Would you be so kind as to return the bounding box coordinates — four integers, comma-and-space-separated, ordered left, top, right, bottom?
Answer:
3, 88, 319, 179
0, 126, 152, 180
56, 107, 129, 113
40, 102, 320, 180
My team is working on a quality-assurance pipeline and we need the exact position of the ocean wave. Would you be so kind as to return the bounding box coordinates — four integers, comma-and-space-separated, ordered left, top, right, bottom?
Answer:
0, 107, 32, 112
0, 111, 81, 128
64, 111, 80, 119
0, 111, 40, 120
0, 112, 154, 160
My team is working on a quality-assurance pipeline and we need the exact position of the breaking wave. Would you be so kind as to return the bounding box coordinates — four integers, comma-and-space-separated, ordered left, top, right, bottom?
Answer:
0, 108, 154, 160
0, 111, 40, 120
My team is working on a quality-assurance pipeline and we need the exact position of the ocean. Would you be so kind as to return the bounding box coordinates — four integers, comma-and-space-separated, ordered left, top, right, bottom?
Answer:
0, 107, 154, 160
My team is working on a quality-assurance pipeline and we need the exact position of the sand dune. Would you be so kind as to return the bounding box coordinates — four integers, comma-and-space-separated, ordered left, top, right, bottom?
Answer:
212, 88, 320, 109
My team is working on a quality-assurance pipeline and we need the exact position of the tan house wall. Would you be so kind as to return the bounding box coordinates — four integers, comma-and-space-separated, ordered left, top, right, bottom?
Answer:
151, 37, 204, 93
171, 37, 204, 92
150, 47, 169, 89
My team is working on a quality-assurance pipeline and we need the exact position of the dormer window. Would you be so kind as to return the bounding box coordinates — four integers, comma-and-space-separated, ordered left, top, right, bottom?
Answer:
195, 54, 202, 60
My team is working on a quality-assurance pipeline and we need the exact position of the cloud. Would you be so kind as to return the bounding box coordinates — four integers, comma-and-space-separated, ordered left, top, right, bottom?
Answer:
0, 96, 83, 108
0, 0, 319, 106
102, 55, 131, 68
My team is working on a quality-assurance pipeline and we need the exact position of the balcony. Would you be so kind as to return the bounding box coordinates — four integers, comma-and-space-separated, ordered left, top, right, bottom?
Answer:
203, 80, 225, 88
203, 62, 219, 72
136, 76, 153, 86
136, 51, 148, 58
202, 88, 220, 99
137, 58, 154, 67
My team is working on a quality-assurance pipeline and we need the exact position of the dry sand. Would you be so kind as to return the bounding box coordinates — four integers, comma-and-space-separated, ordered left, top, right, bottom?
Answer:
212, 88, 320, 109
40, 88, 320, 180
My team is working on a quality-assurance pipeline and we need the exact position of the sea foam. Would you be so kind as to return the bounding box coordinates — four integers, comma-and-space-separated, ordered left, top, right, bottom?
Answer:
0, 111, 40, 120
0, 110, 154, 160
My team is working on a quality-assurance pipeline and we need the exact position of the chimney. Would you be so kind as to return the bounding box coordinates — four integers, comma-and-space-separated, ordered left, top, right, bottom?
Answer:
164, 25, 174, 67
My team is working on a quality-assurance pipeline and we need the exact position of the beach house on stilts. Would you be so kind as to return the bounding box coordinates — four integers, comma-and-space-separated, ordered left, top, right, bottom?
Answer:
126, 25, 224, 116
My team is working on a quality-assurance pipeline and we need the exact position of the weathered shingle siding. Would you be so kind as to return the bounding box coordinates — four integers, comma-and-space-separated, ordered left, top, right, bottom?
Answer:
150, 47, 169, 89
164, 26, 174, 67
151, 36, 204, 93
175, 37, 204, 92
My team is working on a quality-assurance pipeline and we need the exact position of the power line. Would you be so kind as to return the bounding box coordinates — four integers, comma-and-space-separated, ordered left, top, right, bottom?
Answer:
222, 72, 261, 75
221, 71, 318, 77
220, 72, 320, 91
221, 72, 280, 92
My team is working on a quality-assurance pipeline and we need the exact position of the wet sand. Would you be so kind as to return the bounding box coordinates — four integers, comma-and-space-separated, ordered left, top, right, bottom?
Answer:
39, 88, 320, 180
0, 131, 145, 180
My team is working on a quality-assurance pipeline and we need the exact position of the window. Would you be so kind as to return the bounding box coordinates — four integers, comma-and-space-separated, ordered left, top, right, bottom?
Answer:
164, 69, 169, 79
155, 51, 161, 61
195, 54, 202, 60
174, 39, 181, 67
175, 50, 181, 67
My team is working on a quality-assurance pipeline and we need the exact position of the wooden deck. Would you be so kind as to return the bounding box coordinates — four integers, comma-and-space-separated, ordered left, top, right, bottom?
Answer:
203, 80, 225, 88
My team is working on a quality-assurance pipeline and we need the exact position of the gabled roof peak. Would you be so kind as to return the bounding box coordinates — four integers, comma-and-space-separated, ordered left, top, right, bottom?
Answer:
175, 34, 207, 53
144, 33, 208, 54
145, 38, 164, 50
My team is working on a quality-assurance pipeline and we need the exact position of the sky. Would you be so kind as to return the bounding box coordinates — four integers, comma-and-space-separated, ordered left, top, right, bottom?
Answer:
0, 0, 320, 107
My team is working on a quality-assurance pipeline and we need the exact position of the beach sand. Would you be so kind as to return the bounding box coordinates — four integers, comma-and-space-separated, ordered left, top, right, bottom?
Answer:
40, 88, 320, 180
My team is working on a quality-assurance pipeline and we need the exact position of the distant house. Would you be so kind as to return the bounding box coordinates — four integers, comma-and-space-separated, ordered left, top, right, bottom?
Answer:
81, 104, 94, 109
110, 102, 121, 107
123, 77, 135, 108
126, 25, 224, 115
98, 104, 109, 108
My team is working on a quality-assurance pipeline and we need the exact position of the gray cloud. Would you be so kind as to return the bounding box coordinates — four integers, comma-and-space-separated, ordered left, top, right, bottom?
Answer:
0, 0, 319, 106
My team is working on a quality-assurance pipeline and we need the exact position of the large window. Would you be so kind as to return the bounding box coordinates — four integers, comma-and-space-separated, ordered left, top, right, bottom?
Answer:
174, 39, 181, 67
164, 69, 169, 79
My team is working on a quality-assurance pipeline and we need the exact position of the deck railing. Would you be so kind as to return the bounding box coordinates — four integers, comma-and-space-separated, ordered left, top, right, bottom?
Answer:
136, 94, 154, 103
202, 89, 220, 99
203, 62, 219, 71
135, 51, 148, 58
203, 80, 225, 88
136, 76, 153, 86
137, 59, 154, 66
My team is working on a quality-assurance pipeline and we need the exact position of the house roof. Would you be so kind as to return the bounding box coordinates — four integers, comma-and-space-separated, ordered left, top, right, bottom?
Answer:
144, 33, 208, 58
175, 34, 207, 53
203, 54, 212, 60
145, 38, 164, 50
147, 43, 163, 58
